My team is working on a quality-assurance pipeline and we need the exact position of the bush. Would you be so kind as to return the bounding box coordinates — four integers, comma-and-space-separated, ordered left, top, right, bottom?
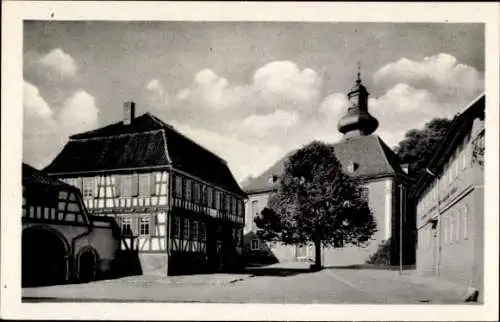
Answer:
366, 238, 392, 265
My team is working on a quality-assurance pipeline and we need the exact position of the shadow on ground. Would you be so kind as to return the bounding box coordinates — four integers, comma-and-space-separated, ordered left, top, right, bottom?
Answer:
243, 267, 313, 277
325, 264, 416, 271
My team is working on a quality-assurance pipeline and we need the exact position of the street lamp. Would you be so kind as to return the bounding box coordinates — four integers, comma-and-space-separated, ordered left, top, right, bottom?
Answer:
425, 168, 441, 277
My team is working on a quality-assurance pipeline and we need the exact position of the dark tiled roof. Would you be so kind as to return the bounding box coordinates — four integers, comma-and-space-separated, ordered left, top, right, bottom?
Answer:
44, 113, 245, 196
45, 130, 169, 173
22, 163, 74, 189
243, 135, 409, 195
411, 94, 485, 198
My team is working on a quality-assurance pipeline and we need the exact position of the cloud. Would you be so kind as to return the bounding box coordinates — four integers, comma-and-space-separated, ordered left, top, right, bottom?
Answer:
23, 82, 100, 169
239, 109, 300, 137
37, 48, 78, 79
57, 90, 99, 135
369, 53, 484, 148
318, 93, 349, 123
23, 81, 53, 119
140, 54, 482, 180
373, 53, 483, 100
170, 121, 285, 182
252, 61, 322, 109
145, 78, 169, 106
177, 61, 322, 113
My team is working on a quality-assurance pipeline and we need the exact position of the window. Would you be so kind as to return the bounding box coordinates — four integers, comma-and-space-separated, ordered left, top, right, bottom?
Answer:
215, 191, 221, 209
174, 175, 183, 198
152, 172, 160, 196
443, 216, 449, 244
225, 194, 230, 212
191, 220, 198, 239
206, 187, 213, 208
251, 200, 259, 217
462, 205, 469, 240
454, 211, 462, 241
202, 185, 208, 206
199, 222, 206, 241
449, 212, 455, 243
122, 175, 138, 197
231, 197, 236, 215
82, 177, 94, 198
139, 216, 150, 236
185, 179, 192, 201
251, 239, 259, 251
193, 182, 201, 203
122, 217, 133, 235
172, 217, 180, 238
139, 174, 151, 196
183, 218, 190, 239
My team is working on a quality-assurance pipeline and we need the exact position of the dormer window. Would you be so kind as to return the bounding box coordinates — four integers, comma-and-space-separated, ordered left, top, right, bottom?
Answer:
268, 174, 278, 184
347, 161, 358, 173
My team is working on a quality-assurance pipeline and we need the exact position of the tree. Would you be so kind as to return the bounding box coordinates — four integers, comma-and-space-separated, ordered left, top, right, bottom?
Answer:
254, 141, 377, 270
394, 118, 452, 177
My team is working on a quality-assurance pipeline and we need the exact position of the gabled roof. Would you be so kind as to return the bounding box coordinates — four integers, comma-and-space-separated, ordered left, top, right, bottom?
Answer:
22, 163, 75, 190
44, 113, 245, 196
243, 135, 411, 195
410, 94, 485, 199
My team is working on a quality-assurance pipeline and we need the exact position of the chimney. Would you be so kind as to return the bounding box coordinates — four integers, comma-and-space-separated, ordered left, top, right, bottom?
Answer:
123, 101, 136, 125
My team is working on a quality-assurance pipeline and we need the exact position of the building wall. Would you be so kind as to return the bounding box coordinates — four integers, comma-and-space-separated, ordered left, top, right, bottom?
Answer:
322, 178, 393, 266
59, 169, 245, 275
416, 114, 484, 292
243, 177, 403, 267
22, 185, 120, 283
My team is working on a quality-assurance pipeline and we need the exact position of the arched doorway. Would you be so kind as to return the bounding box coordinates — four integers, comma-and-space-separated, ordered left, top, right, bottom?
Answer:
77, 248, 98, 283
22, 227, 69, 287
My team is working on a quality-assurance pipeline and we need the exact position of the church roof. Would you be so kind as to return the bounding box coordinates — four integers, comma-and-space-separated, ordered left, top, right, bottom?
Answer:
44, 113, 245, 196
243, 135, 410, 195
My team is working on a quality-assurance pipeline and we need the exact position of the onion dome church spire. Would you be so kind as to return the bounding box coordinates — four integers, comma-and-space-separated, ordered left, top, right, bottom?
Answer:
337, 63, 379, 139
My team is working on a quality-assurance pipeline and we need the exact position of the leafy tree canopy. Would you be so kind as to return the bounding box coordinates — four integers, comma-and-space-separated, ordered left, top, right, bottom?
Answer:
394, 118, 453, 176
254, 141, 377, 268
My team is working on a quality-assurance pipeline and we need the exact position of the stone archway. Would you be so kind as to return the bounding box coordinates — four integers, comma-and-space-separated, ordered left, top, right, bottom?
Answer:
77, 247, 99, 283
22, 226, 69, 287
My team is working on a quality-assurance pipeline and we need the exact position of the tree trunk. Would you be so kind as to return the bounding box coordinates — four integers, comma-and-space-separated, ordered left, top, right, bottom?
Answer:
314, 239, 322, 270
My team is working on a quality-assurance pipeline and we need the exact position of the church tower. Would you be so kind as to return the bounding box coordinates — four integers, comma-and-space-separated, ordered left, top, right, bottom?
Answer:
337, 65, 379, 139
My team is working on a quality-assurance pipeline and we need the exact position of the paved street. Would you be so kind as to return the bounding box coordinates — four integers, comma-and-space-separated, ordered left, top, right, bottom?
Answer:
22, 263, 473, 304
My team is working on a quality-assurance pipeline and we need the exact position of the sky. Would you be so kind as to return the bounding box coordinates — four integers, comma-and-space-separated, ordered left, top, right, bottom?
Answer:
23, 22, 484, 182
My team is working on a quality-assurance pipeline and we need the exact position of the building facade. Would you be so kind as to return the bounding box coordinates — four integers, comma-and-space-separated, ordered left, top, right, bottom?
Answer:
22, 163, 120, 287
412, 95, 485, 298
44, 102, 246, 276
243, 71, 415, 267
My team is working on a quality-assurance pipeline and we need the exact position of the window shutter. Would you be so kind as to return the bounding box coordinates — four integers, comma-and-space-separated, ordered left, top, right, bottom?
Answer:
131, 175, 139, 197
150, 172, 157, 196
115, 175, 121, 197
132, 216, 138, 235
150, 213, 157, 236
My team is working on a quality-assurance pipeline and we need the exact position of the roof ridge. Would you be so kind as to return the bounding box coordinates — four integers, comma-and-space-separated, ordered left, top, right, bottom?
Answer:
374, 135, 400, 168
143, 112, 228, 165
69, 129, 164, 141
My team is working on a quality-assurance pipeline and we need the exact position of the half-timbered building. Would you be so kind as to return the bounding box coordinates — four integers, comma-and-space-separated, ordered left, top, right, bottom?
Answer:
44, 102, 246, 275
22, 163, 120, 287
